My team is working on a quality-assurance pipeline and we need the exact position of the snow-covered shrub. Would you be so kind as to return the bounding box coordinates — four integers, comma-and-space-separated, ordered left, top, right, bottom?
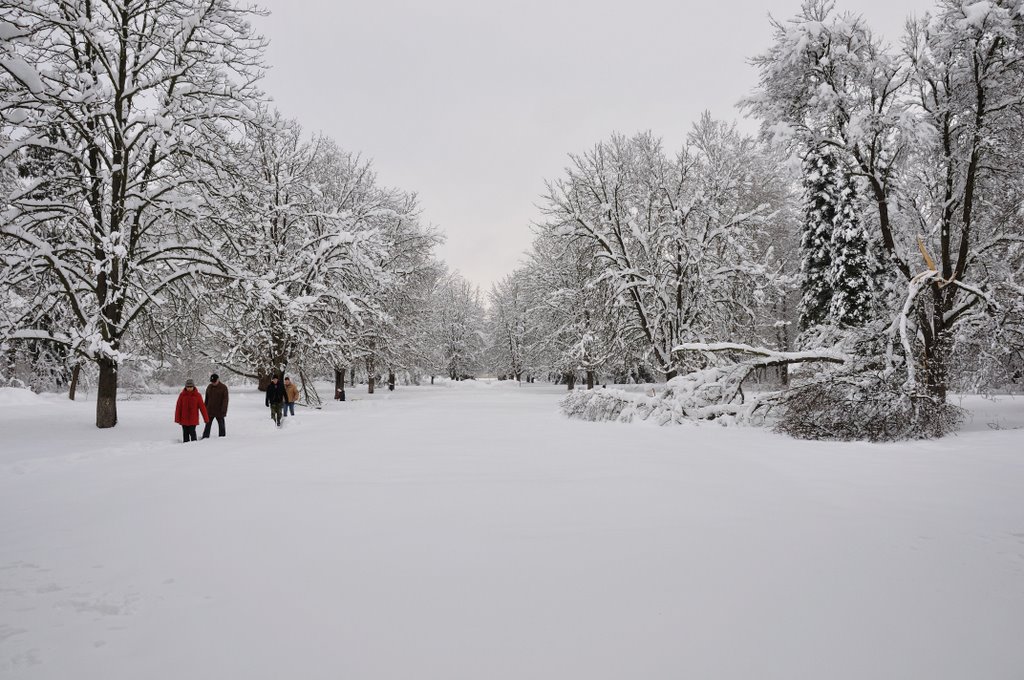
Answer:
561, 362, 787, 427
776, 373, 965, 442
561, 337, 967, 442
560, 388, 643, 423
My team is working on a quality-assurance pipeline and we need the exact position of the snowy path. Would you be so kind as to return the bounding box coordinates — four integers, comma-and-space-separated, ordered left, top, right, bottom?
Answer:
1, 382, 1023, 679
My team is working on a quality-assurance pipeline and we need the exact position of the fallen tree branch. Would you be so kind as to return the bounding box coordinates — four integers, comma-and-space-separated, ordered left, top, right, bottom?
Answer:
672, 342, 849, 366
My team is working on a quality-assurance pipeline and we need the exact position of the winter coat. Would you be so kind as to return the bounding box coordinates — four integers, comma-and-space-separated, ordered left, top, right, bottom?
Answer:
284, 382, 300, 403
205, 381, 229, 418
265, 381, 286, 406
175, 388, 209, 426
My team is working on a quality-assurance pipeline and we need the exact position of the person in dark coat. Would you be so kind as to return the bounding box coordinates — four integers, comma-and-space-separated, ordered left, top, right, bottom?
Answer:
174, 378, 209, 443
265, 374, 286, 427
202, 373, 229, 438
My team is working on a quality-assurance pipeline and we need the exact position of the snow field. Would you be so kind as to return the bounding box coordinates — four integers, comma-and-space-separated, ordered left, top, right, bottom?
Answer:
1, 382, 1023, 679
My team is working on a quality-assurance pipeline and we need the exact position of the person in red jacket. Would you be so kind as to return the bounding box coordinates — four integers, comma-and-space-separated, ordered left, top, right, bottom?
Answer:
174, 378, 209, 443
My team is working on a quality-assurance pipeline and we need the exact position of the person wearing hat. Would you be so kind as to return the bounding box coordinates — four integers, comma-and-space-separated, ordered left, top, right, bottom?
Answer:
265, 374, 286, 427
202, 373, 229, 438
174, 378, 209, 443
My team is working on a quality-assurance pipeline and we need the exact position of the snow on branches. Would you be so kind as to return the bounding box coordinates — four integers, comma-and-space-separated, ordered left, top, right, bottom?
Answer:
562, 342, 850, 425
743, 0, 1024, 405
537, 118, 792, 381
0, 0, 268, 427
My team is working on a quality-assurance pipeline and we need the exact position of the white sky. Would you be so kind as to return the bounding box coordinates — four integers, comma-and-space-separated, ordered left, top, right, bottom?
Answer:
254, 0, 935, 290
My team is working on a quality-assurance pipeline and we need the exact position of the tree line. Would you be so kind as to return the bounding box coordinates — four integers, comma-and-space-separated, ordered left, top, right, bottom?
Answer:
3, 0, 1024, 440
0, 0, 473, 426
498, 0, 1024, 439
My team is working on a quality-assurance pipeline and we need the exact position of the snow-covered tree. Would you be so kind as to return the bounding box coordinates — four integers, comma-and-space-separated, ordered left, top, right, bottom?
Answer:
487, 272, 531, 381
799, 144, 875, 332
799, 146, 838, 330
0, 0, 266, 427
430, 271, 486, 381
520, 231, 622, 388
202, 113, 382, 391
349, 193, 442, 393
825, 154, 874, 328
538, 119, 789, 380
742, 0, 1024, 433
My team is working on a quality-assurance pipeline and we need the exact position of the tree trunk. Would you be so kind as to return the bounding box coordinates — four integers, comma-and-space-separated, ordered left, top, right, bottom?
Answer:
96, 357, 118, 428
586, 370, 595, 390
388, 370, 395, 392
68, 363, 81, 401
350, 366, 355, 387
334, 368, 346, 401
430, 375, 435, 385
366, 357, 375, 394
566, 372, 576, 391
922, 330, 951, 402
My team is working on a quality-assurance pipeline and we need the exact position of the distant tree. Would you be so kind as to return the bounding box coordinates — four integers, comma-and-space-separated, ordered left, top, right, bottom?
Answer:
431, 272, 486, 380
487, 272, 531, 382
203, 113, 381, 388
539, 119, 789, 379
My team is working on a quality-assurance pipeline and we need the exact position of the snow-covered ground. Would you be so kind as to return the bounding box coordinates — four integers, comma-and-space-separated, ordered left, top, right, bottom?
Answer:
1, 381, 1022, 679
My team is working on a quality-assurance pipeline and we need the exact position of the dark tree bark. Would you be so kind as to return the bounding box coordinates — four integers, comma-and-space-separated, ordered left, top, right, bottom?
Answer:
334, 368, 346, 401
388, 370, 395, 391
68, 363, 81, 401
923, 328, 952, 401
586, 370, 595, 390
96, 357, 118, 428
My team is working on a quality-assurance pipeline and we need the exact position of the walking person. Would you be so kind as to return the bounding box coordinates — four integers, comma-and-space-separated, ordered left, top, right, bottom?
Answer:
174, 378, 209, 443
265, 374, 286, 427
202, 373, 228, 438
283, 375, 299, 417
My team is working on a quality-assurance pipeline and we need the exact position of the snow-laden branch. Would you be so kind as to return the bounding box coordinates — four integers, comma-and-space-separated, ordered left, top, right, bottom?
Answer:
672, 342, 850, 365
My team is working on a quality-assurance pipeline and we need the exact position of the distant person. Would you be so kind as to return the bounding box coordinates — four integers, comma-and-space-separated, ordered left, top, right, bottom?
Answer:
174, 378, 208, 443
283, 376, 299, 417
265, 374, 286, 427
202, 373, 229, 438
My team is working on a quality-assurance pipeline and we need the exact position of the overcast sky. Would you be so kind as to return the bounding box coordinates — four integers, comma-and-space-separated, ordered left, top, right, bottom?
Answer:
254, 0, 935, 290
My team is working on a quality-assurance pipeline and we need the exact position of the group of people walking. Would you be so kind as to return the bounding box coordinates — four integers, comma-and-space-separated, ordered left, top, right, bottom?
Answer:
173, 373, 300, 443
264, 374, 300, 427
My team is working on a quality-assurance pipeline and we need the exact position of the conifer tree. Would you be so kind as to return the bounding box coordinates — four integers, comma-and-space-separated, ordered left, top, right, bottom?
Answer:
798, 146, 837, 330
799, 145, 874, 331
827, 165, 873, 328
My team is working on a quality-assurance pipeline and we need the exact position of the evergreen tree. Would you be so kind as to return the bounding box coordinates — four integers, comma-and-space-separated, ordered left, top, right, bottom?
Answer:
827, 166, 873, 328
799, 145, 874, 331
798, 146, 838, 331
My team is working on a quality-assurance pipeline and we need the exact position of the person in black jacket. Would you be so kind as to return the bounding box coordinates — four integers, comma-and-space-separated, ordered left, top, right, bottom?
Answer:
265, 374, 286, 427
